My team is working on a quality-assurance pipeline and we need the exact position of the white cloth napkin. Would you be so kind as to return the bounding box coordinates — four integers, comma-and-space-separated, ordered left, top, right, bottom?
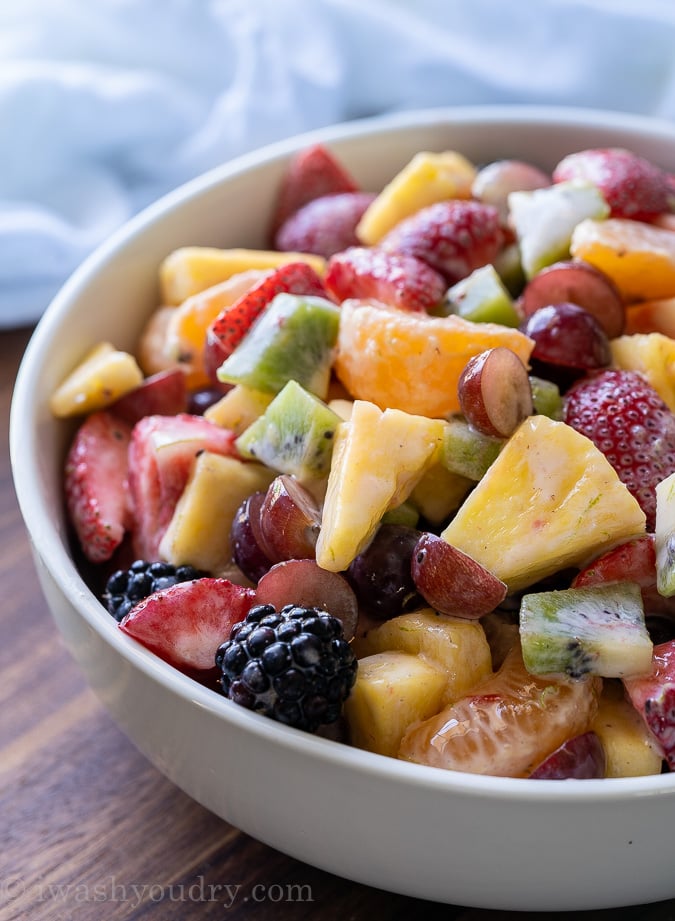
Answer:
2, 0, 675, 326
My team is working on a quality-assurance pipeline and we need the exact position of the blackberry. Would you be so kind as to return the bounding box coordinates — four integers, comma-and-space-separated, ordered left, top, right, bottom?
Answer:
103, 560, 206, 621
216, 603, 358, 732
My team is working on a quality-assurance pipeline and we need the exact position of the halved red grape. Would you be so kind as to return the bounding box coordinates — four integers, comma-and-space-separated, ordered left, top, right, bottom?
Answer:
529, 731, 606, 779
260, 475, 321, 562
255, 559, 358, 641
519, 260, 625, 338
458, 347, 533, 438
522, 302, 611, 371
346, 524, 422, 620
411, 532, 507, 619
230, 491, 274, 583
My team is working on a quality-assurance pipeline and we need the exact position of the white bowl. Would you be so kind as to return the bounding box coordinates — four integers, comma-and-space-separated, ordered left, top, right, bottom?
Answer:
11, 105, 675, 912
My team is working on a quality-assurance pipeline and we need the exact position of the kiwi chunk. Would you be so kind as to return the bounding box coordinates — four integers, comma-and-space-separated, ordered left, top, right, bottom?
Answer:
443, 264, 520, 327
520, 582, 653, 680
529, 376, 563, 420
441, 417, 503, 481
217, 293, 340, 398
236, 379, 342, 480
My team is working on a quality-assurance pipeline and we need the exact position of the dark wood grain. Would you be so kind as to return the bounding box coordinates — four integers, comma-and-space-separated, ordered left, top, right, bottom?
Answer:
2, 325, 675, 921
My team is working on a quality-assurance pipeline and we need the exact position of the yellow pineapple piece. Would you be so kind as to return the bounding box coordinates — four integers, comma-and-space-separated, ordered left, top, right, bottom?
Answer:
50, 342, 144, 418
356, 150, 477, 245
136, 305, 177, 377
570, 218, 675, 302
409, 462, 473, 525
353, 608, 492, 704
591, 680, 663, 777
610, 333, 675, 411
315, 400, 445, 572
625, 297, 675, 338
441, 415, 646, 592
204, 385, 274, 434
344, 651, 447, 757
158, 452, 275, 573
159, 247, 326, 305
327, 398, 354, 421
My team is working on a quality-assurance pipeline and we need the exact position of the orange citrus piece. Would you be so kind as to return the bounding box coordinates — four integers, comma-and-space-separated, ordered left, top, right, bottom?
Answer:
570, 217, 675, 302
165, 270, 268, 388
398, 644, 601, 777
625, 296, 675, 337
333, 300, 534, 417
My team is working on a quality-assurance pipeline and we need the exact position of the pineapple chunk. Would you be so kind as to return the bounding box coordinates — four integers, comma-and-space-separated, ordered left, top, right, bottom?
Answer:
610, 333, 675, 412
353, 608, 492, 704
315, 401, 445, 572
344, 651, 447, 757
441, 415, 646, 592
356, 151, 476, 245
204, 384, 274, 434
591, 680, 663, 777
50, 342, 144, 418
158, 452, 275, 573
160, 247, 326, 305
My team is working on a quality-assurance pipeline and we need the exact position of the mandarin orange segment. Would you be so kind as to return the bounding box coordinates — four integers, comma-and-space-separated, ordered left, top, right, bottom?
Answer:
165, 270, 268, 387
398, 643, 601, 777
625, 297, 675, 338
570, 217, 675, 302
333, 300, 534, 417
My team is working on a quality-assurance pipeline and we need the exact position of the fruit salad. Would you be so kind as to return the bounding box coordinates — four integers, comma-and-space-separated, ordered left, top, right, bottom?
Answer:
52, 137, 675, 780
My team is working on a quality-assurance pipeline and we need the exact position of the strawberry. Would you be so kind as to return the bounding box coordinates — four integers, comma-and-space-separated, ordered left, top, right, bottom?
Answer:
128, 413, 239, 560
379, 199, 504, 285
552, 147, 672, 221
203, 261, 328, 382
64, 411, 133, 563
274, 191, 376, 258
108, 368, 187, 425
572, 534, 675, 615
119, 577, 255, 672
623, 638, 675, 769
564, 369, 675, 530
324, 246, 446, 313
269, 143, 359, 238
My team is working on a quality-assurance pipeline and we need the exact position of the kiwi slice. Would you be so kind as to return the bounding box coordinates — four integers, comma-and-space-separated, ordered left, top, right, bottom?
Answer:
444, 264, 520, 327
236, 379, 342, 481
520, 582, 653, 680
441, 417, 503, 481
529, 376, 563, 420
217, 293, 340, 398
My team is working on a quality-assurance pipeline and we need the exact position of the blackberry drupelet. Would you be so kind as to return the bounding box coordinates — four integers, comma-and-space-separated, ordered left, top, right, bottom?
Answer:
103, 560, 206, 621
216, 603, 358, 732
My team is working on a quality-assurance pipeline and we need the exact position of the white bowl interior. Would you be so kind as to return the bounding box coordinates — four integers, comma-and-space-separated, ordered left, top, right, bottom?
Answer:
10, 105, 675, 911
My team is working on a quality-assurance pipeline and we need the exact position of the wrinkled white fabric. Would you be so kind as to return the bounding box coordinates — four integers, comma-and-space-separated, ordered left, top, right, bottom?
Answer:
2, 0, 675, 325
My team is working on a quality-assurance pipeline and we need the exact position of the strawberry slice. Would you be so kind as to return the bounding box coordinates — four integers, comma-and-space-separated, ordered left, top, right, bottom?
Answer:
269, 143, 359, 237
128, 413, 238, 560
623, 638, 675, 769
572, 534, 675, 615
379, 199, 504, 285
120, 577, 254, 672
552, 147, 672, 221
64, 411, 133, 563
564, 369, 675, 531
274, 191, 376, 259
108, 369, 187, 425
324, 246, 446, 313
203, 261, 328, 382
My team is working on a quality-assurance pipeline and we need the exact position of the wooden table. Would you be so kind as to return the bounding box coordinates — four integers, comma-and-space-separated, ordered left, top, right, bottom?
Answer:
2, 325, 674, 921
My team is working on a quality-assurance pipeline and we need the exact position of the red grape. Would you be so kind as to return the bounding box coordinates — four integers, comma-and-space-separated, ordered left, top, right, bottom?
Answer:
346, 524, 422, 620
260, 474, 321, 562
230, 491, 274, 583
522, 302, 611, 372
457, 347, 533, 438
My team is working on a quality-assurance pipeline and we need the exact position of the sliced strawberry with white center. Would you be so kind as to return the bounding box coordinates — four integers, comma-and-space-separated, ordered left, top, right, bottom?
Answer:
64, 411, 133, 563
128, 413, 238, 560
624, 639, 675, 769
119, 577, 255, 672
